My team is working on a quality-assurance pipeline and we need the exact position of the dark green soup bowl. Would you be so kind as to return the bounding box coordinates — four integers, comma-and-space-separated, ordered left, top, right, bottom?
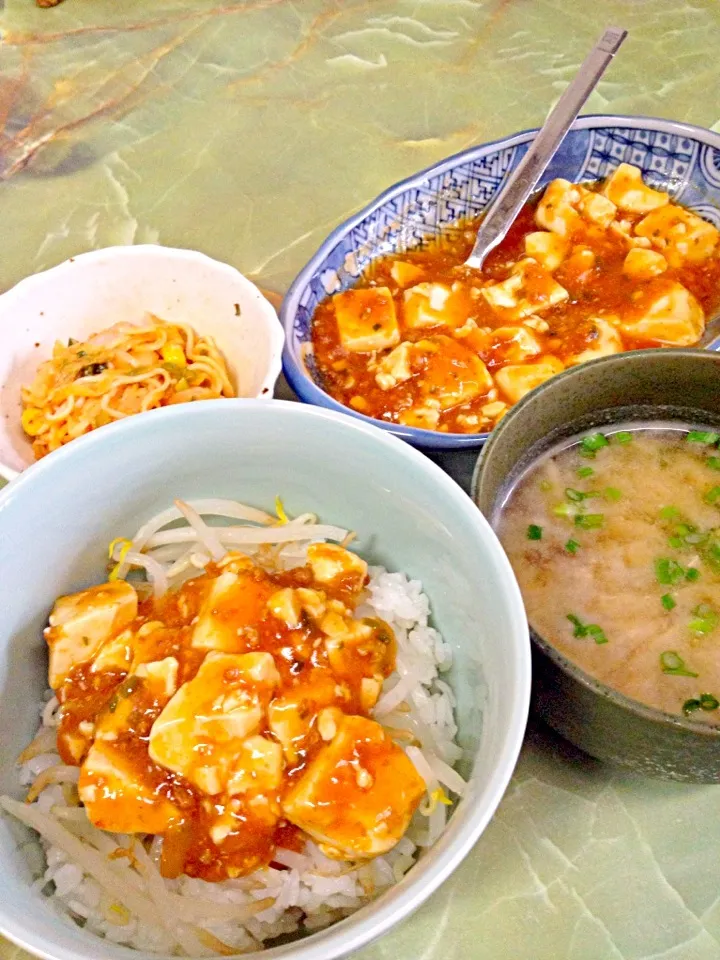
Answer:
472, 348, 720, 783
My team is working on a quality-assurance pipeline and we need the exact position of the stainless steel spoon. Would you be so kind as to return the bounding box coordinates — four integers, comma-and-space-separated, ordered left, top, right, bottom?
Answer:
465, 26, 627, 270
697, 315, 720, 348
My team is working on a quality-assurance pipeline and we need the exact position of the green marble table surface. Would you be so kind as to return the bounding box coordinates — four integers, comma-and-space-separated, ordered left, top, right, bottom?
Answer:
2, 0, 720, 957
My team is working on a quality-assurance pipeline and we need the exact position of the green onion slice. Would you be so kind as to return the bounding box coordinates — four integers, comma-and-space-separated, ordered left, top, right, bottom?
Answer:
686, 430, 720, 445
576, 466, 594, 479
612, 431, 633, 444
604, 487, 622, 502
580, 433, 609, 455
575, 514, 604, 529
586, 624, 608, 644
565, 539, 580, 554
659, 506, 680, 521
660, 651, 698, 676
707, 457, 720, 471
565, 488, 590, 502
655, 557, 685, 585
704, 486, 720, 504
683, 694, 719, 716
567, 614, 607, 644
689, 603, 719, 636
661, 594, 676, 611
527, 524, 543, 540
703, 542, 720, 574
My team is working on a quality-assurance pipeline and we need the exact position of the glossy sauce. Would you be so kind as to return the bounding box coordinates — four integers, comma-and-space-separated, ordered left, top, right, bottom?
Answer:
311, 183, 720, 434
55, 559, 397, 881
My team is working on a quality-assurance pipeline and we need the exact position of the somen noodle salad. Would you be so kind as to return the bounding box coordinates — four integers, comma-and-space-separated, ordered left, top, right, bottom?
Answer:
21, 318, 234, 460
2, 499, 465, 954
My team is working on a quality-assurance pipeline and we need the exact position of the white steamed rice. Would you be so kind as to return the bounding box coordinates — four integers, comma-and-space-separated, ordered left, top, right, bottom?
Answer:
3, 507, 464, 956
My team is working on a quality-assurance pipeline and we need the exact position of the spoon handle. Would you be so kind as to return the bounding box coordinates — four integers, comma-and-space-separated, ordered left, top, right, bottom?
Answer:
465, 26, 627, 270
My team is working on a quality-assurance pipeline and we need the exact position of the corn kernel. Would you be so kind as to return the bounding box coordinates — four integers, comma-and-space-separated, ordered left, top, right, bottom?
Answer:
161, 343, 186, 367
21, 408, 46, 436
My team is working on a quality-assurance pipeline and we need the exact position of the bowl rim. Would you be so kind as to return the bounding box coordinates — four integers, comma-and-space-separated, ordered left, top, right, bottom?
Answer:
0, 397, 531, 960
471, 346, 720, 738
281, 113, 720, 450
0, 244, 285, 482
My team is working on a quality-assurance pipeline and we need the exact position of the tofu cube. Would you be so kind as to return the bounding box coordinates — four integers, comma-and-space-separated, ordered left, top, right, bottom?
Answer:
453, 319, 492, 354
481, 400, 508, 421
307, 543, 367, 593
413, 335, 493, 410
323, 615, 395, 681
360, 677, 382, 712
149, 651, 279, 795
622, 248, 667, 280
44, 581, 138, 690
267, 587, 302, 629
93, 659, 181, 752
79, 740, 182, 834
565, 318, 624, 366
535, 179, 584, 236
495, 357, 565, 404
601, 163, 669, 214
226, 735, 283, 796
398, 405, 441, 429
619, 280, 705, 346
523, 315, 550, 334
402, 282, 467, 330
524, 232, 569, 271
578, 192, 617, 228
492, 326, 542, 364
634, 205, 719, 267
268, 672, 342, 762
134, 656, 180, 700
91, 628, 135, 674
481, 258, 569, 320
375, 341, 414, 390
389, 261, 424, 287
191, 569, 274, 652
563, 247, 597, 285
295, 587, 327, 620
281, 715, 426, 858
333, 287, 400, 353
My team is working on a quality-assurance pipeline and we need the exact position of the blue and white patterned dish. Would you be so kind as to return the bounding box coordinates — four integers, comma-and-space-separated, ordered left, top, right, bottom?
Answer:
281, 115, 720, 450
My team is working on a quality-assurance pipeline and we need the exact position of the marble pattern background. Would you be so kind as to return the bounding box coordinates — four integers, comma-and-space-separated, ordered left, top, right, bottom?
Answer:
1, 1, 720, 958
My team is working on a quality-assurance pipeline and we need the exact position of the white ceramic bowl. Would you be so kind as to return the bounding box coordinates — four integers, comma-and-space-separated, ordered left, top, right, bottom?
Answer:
0, 399, 530, 960
0, 245, 285, 480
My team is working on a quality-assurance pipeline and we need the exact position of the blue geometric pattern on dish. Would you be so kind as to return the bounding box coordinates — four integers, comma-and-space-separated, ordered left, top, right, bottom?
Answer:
281, 115, 720, 450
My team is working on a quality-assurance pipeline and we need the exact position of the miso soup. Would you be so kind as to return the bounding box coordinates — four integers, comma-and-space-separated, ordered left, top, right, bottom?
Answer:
497, 424, 720, 723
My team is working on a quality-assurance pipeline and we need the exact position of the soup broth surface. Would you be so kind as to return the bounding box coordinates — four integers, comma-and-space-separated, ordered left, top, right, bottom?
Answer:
498, 424, 720, 723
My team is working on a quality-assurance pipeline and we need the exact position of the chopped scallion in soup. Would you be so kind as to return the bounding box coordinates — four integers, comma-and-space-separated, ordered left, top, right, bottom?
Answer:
497, 424, 720, 722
